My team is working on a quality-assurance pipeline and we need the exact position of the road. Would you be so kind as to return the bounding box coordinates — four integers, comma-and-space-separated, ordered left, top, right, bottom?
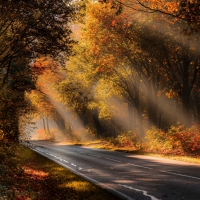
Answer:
24, 140, 200, 200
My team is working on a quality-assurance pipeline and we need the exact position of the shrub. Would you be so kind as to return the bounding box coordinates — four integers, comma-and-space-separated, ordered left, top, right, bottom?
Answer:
173, 125, 200, 154
145, 126, 174, 153
145, 124, 200, 155
108, 131, 141, 149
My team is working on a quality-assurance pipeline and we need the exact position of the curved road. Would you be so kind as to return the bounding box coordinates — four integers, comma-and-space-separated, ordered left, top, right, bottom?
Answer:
25, 140, 200, 200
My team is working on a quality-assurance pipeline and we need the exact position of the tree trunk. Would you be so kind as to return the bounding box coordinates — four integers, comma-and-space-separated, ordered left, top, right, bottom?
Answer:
46, 117, 50, 135
53, 111, 72, 139
81, 110, 88, 127
134, 85, 145, 137
93, 109, 102, 138
181, 91, 192, 127
42, 117, 47, 135
147, 82, 158, 127
181, 55, 192, 127
128, 102, 133, 131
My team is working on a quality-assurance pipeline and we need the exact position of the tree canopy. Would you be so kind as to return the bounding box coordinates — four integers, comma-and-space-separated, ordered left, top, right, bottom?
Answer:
1, 0, 200, 151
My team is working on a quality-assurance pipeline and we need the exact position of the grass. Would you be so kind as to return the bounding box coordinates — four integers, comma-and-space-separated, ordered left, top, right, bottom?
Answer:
0, 144, 122, 200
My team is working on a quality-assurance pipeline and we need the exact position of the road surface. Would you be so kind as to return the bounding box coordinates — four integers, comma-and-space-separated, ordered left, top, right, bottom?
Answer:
24, 140, 200, 200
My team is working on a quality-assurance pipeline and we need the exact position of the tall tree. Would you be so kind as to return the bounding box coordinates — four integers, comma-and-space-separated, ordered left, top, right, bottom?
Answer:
0, 0, 78, 142
72, 1, 200, 131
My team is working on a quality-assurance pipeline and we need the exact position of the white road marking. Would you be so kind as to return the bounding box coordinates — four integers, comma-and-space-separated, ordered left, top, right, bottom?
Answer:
119, 184, 160, 200
160, 170, 200, 180
28, 144, 200, 200
71, 163, 76, 167
45, 152, 70, 165
105, 158, 122, 163
128, 163, 153, 170
32, 149, 134, 200
78, 167, 82, 170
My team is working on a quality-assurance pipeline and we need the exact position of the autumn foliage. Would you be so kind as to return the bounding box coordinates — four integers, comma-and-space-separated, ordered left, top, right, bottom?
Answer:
145, 124, 200, 155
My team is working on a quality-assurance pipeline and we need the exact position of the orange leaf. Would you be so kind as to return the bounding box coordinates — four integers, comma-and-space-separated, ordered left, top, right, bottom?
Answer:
111, 19, 116, 26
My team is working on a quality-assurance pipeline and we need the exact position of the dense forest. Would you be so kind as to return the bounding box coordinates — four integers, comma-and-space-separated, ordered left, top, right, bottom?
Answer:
0, 0, 200, 155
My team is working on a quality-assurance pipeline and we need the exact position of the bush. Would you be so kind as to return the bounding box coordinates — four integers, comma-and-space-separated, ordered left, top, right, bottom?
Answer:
145, 127, 175, 153
108, 131, 142, 149
145, 124, 200, 155
173, 125, 200, 154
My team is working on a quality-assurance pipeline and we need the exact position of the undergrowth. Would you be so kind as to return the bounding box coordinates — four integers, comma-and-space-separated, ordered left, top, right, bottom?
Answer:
145, 124, 200, 156
82, 124, 200, 164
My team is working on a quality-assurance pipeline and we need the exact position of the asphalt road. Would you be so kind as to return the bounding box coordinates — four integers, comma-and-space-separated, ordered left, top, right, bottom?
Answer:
24, 140, 200, 200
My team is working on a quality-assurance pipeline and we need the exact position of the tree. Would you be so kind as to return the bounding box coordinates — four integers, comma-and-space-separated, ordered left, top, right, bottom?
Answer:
0, 0, 76, 82
131, 11, 200, 126
100, 0, 200, 33
0, 0, 78, 142
63, 2, 147, 136
71, 1, 200, 133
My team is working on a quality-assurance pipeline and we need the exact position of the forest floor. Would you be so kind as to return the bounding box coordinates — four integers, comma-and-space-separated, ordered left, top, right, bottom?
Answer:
0, 144, 121, 200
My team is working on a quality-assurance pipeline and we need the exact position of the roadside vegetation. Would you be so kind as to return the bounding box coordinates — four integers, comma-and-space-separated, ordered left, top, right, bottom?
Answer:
0, 143, 121, 200
79, 124, 200, 164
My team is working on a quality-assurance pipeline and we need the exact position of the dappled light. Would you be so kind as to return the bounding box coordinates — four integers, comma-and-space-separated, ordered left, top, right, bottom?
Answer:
59, 181, 92, 191
105, 97, 145, 137
47, 96, 90, 142
24, 61, 95, 142
23, 166, 49, 179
